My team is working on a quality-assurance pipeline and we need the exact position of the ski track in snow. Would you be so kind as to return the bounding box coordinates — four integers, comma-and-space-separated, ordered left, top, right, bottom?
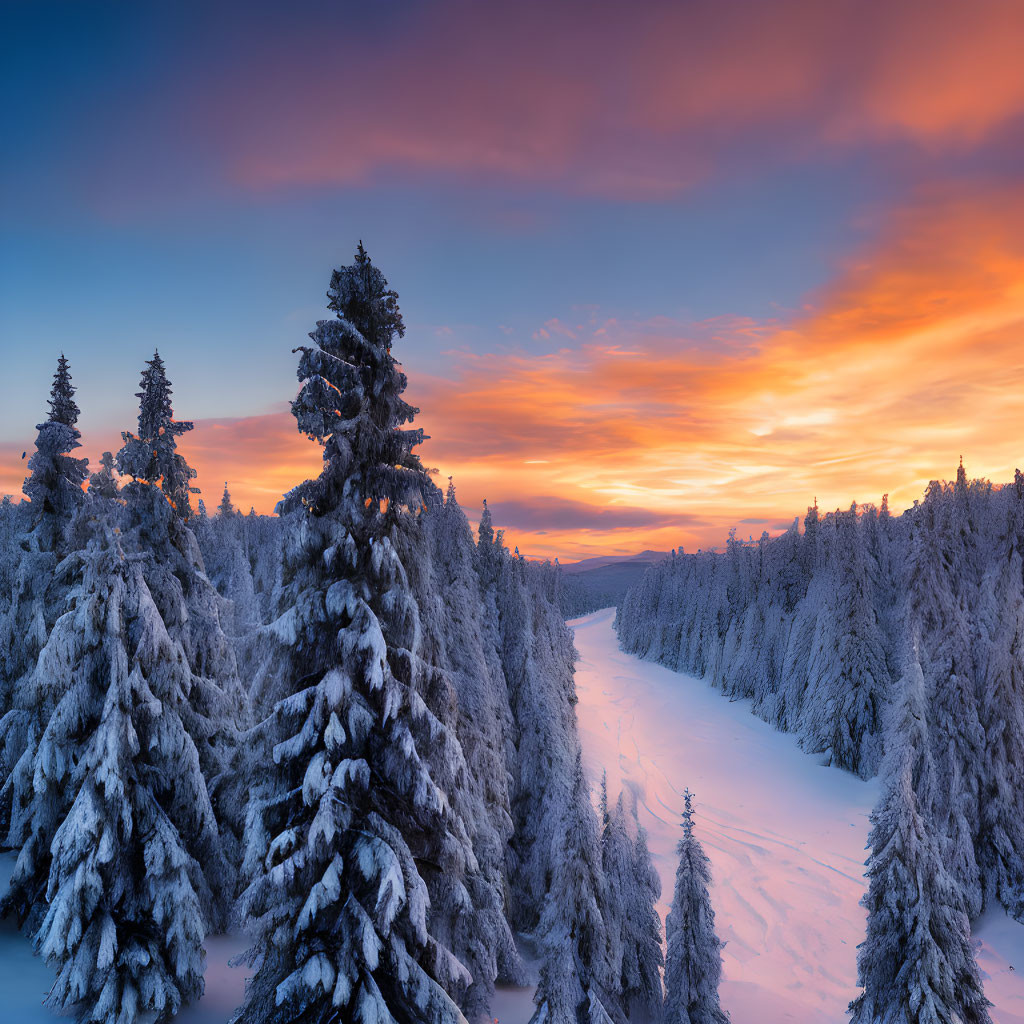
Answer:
1, 606, 1023, 1022
569, 607, 1024, 1024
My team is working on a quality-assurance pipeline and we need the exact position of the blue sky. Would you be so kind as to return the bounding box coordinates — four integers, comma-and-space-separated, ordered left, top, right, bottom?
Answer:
5, 1, 1024, 558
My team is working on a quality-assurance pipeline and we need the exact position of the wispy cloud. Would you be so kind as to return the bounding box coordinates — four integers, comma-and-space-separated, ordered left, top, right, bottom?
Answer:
409, 183, 1024, 555
8, 184, 1024, 559
198, 1, 1024, 200
33, 0, 1024, 214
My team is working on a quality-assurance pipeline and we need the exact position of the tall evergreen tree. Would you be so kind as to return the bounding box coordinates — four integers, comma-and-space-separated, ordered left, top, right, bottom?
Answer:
905, 483, 984, 916
664, 791, 728, 1024
412, 480, 524, 1018
22, 354, 88, 550
975, 485, 1024, 914
238, 245, 473, 1024
2, 511, 226, 1023
478, 498, 494, 550
116, 351, 198, 519
849, 656, 992, 1024
602, 788, 663, 1022
1, 358, 89, 828
802, 506, 889, 777
530, 752, 617, 1024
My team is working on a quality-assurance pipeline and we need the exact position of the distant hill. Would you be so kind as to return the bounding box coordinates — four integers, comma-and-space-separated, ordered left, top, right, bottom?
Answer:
559, 550, 667, 618
560, 549, 667, 575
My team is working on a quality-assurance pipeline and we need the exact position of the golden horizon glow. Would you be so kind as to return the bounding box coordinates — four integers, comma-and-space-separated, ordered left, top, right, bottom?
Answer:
6, 183, 1024, 561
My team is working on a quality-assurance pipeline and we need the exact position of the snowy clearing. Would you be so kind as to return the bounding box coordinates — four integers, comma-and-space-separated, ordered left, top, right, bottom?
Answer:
569, 607, 1024, 1024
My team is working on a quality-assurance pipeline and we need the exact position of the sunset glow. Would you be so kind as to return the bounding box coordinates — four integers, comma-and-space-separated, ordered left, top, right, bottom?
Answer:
5, 0, 1024, 559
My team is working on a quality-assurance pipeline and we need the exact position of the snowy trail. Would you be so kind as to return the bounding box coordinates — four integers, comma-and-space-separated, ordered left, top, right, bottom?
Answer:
569, 607, 1024, 1024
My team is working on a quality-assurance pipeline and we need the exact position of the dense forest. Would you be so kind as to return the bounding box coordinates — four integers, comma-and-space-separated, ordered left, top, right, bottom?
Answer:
618, 464, 1024, 1020
0, 248, 668, 1024
5, 242, 1003, 1024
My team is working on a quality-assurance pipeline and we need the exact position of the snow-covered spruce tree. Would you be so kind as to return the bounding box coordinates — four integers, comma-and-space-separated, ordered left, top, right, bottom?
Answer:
0, 494, 21, 613
116, 350, 198, 520
530, 752, 618, 1024
22, 354, 89, 550
974, 477, 1024, 916
849, 654, 992, 1024
600, 775, 628, 1001
1, 357, 89, 829
603, 787, 663, 1022
199, 505, 260, 641
801, 505, 889, 777
905, 477, 985, 916
664, 791, 728, 1024
406, 479, 523, 1018
628, 818, 665, 1019
109, 354, 247, 909
117, 468, 243, 901
2, 511, 225, 1023
238, 245, 475, 1024
489, 539, 588, 939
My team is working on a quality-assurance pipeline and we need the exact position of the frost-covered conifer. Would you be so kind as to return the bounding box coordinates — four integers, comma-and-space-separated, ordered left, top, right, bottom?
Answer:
663, 791, 728, 1024
1, 359, 89, 827
849, 656, 991, 1024
974, 487, 1024, 915
2, 511, 226, 1023
111, 443, 244, 914
22, 354, 88, 550
116, 351, 198, 519
600, 777, 629, 996
627, 821, 665, 1019
603, 788, 663, 1022
530, 753, 617, 1024
238, 244, 473, 1024
0, 495, 17, 603
906, 483, 984, 915
802, 506, 889, 777
409, 479, 523, 1018
478, 498, 494, 549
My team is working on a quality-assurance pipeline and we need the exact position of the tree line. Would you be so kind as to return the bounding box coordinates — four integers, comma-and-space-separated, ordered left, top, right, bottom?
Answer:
0, 246, 730, 1024
617, 462, 1024, 1022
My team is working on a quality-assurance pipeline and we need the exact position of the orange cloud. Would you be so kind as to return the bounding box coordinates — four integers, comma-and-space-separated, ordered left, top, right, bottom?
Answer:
192, 0, 1024, 199
408, 183, 1024, 557
7, 184, 1024, 561
0, 412, 323, 520
178, 408, 323, 515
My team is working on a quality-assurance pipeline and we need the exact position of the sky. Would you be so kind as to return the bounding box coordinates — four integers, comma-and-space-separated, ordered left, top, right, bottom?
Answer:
4, 0, 1024, 560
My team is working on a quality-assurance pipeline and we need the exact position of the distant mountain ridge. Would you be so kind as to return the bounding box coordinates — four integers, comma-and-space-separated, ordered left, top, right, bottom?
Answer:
560, 549, 668, 574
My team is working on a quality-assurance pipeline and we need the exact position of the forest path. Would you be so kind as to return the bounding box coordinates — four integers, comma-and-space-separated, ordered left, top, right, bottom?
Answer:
569, 607, 1024, 1024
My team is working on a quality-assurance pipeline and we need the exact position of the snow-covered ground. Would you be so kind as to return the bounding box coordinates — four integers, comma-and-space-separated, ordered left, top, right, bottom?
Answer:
569, 607, 1024, 1024
0, 853, 251, 1024
2, 606, 1023, 1022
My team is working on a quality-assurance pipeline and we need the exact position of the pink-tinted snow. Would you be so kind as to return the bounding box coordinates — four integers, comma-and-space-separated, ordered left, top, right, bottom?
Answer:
2, 607, 1024, 1022
568, 607, 1024, 1024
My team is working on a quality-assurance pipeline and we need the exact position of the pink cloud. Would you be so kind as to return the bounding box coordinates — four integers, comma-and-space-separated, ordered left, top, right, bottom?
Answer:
173, 0, 1024, 201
